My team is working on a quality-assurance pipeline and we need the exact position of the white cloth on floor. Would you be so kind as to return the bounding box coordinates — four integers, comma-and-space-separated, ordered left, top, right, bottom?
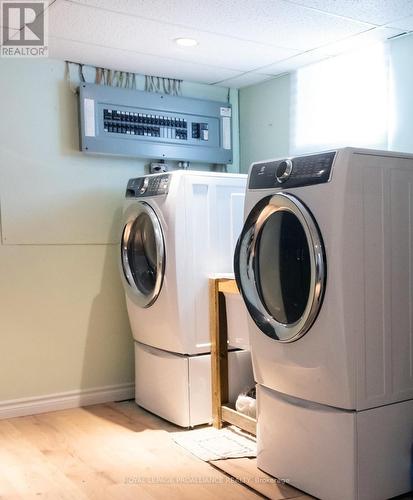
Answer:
172, 425, 256, 461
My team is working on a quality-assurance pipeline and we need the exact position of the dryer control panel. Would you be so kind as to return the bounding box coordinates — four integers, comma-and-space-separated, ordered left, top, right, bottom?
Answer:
126, 174, 170, 198
249, 152, 336, 189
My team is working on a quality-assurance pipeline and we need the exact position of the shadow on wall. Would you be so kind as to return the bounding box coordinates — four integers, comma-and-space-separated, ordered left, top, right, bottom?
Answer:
58, 78, 80, 155
80, 206, 135, 393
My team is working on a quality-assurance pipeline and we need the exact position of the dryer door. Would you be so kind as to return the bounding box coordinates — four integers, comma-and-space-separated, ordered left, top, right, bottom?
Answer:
234, 193, 326, 342
121, 202, 165, 308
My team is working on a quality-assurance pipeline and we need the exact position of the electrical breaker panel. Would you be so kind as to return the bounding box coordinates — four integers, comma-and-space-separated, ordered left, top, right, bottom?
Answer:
79, 83, 232, 164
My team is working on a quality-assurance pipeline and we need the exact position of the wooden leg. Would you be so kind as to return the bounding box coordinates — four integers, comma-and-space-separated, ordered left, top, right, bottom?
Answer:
210, 279, 229, 429
218, 291, 229, 405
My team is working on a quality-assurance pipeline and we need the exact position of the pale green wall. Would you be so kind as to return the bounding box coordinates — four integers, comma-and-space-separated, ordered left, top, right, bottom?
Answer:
0, 58, 239, 401
239, 33, 413, 172
239, 74, 290, 173
389, 34, 413, 153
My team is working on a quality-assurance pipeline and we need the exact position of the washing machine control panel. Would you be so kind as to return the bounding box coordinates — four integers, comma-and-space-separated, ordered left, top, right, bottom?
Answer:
249, 152, 336, 190
125, 174, 170, 197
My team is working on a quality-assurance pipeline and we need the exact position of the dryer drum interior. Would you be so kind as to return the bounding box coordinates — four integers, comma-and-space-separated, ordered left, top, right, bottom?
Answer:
121, 201, 165, 308
235, 193, 326, 342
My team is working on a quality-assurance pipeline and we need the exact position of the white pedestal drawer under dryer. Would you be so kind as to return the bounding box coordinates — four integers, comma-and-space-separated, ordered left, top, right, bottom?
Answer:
234, 148, 413, 500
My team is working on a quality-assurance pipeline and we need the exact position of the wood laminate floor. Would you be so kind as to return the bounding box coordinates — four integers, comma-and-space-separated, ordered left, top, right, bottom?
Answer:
0, 401, 311, 500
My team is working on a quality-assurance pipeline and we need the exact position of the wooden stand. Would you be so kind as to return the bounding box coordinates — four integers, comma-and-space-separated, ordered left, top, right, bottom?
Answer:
209, 277, 256, 436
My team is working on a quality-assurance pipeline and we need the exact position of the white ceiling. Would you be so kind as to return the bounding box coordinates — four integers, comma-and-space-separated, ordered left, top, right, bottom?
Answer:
3, 0, 413, 87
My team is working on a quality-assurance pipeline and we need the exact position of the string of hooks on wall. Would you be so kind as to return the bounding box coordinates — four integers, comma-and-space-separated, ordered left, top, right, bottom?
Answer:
95, 67, 137, 89
65, 61, 138, 92
65, 61, 183, 97
144, 75, 182, 96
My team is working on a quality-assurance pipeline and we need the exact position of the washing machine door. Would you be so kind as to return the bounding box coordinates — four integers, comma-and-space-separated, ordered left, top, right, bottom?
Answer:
234, 193, 326, 342
121, 202, 165, 308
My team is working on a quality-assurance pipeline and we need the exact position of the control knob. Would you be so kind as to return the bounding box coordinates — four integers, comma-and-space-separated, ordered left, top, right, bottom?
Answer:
139, 177, 149, 194
276, 159, 293, 183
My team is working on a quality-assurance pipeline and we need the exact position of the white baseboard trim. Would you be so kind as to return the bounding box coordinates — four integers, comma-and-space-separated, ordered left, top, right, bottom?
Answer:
0, 383, 135, 420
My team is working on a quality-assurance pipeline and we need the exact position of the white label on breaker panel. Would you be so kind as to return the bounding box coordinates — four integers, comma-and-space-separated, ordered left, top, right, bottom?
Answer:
222, 116, 231, 150
84, 98, 96, 137
220, 106, 232, 117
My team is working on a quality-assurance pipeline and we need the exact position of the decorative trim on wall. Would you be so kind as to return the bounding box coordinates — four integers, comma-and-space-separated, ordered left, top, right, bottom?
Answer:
0, 383, 134, 420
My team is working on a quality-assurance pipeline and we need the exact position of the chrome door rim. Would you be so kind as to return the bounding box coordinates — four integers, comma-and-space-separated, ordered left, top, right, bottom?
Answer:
236, 193, 325, 342
121, 202, 165, 308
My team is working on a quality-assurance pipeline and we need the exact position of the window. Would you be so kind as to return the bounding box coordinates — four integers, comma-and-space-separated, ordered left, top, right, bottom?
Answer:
291, 44, 389, 155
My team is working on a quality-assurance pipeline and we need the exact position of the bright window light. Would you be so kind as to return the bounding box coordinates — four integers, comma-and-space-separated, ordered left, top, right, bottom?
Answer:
174, 37, 198, 47
290, 44, 389, 155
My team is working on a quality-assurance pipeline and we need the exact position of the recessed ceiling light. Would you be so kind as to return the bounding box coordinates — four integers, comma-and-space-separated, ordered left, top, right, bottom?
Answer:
175, 37, 198, 47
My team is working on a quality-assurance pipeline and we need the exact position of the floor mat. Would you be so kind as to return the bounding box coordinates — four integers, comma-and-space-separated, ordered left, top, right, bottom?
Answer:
172, 425, 256, 461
